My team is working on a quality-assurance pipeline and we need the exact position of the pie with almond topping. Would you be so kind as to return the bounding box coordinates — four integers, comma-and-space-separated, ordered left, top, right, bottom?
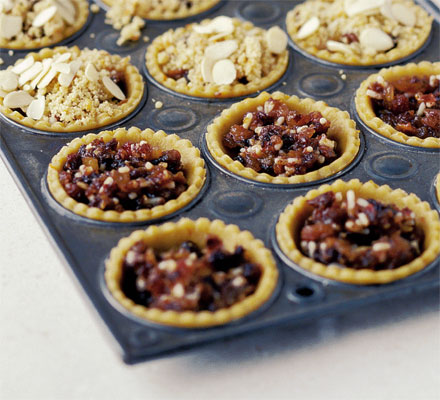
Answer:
145, 16, 289, 98
0, 46, 144, 132
0, 0, 89, 49
105, 217, 278, 327
286, 0, 432, 66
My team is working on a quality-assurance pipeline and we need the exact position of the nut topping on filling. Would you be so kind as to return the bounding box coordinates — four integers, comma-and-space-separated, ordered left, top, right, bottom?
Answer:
367, 74, 440, 138
0, 48, 130, 125
154, 16, 288, 87
59, 138, 188, 211
121, 235, 262, 311
300, 190, 424, 270
0, 0, 77, 42
222, 98, 337, 176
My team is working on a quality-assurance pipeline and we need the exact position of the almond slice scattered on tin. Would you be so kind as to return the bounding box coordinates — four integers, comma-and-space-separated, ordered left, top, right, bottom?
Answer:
296, 17, 320, 40
212, 59, 236, 85
266, 26, 288, 54
102, 76, 126, 100
3, 90, 34, 108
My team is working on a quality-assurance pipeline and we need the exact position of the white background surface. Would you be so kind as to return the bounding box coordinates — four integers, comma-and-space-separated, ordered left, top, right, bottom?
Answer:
1, 158, 439, 400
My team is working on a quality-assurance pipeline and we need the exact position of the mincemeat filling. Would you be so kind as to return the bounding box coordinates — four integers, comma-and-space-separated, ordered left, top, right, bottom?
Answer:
367, 75, 440, 139
121, 235, 262, 311
222, 98, 337, 176
59, 138, 188, 211
299, 190, 424, 270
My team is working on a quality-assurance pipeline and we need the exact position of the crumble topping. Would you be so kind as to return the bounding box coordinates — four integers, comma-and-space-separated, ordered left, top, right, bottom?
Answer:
222, 98, 337, 176
0, 48, 131, 125
0, 0, 78, 42
287, 0, 431, 61
121, 235, 262, 311
300, 190, 424, 270
367, 74, 440, 138
58, 138, 188, 211
152, 16, 288, 87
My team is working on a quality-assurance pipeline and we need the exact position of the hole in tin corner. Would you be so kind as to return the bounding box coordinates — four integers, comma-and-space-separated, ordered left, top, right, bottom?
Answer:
365, 153, 418, 180
287, 282, 324, 304
299, 73, 345, 98
127, 328, 160, 347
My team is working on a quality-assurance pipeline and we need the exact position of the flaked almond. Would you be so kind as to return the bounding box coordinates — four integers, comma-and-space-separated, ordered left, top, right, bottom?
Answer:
359, 27, 394, 51
0, 70, 18, 92
57, 59, 82, 87
11, 56, 34, 75
326, 40, 352, 53
0, 14, 22, 40
32, 5, 57, 27
102, 76, 126, 100
3, 90, 34, 108
85, 63, 99, 82
380, 0, 394, 19
53, 52, 71, 64
345, 0, 384, 16
52, 62, 71, 74
26, 96, 45, 120
56, 0, 76, 15
30, 58, 52, 89
0, 0, 14, 12
18, 61, 43, 86
205, 40, 238, 60
55, 1, 76, 25
212, 59, 236, 85
37, 67, 58, 89
296, 17, 320, 39
193, 16, 234, 35
266, 26, 288, 54
201, 57, 213, 83
391, 3, 416, 26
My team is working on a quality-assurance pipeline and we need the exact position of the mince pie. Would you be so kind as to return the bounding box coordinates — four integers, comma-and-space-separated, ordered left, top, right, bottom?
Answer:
276, 179, 440, 284
206, 91, 360, 184
356, 61, 440, 148
145, 16, 289, 98
105, 217, 278, 327
47, 127, 206, 222
0, 46, 144, 132
0, 0, 89, 49
286, 0, 432, 66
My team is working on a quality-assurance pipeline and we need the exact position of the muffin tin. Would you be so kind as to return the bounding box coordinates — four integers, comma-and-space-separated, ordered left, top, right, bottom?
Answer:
0, 0, 439, 363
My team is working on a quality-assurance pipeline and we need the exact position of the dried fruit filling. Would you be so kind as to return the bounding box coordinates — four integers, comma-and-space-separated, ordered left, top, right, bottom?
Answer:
121, 236, 262, 311
299, 190, 424, 270
222, 98, 337, 176
367, 75, 440, 139
59, 138, 188, 211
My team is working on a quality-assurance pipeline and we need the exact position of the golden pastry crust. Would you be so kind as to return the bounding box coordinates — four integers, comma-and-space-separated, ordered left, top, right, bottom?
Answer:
355, 61, 440, 148
276, 179, 440, 285
145, 18, 289, 98
286, 0, 432, 66
47, 127, 206, 222
105, 217, 279, 328
206, 91, 360, 184
0, 0, 89, 50
102, 0, 220, 20
0, 46, 144, 133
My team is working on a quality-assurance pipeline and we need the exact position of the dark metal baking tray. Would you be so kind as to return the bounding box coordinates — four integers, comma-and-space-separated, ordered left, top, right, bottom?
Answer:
1, 0, 439, 364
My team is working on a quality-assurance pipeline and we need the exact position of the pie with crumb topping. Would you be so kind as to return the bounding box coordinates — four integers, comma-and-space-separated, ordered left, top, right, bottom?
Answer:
0, 46, 144, 132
